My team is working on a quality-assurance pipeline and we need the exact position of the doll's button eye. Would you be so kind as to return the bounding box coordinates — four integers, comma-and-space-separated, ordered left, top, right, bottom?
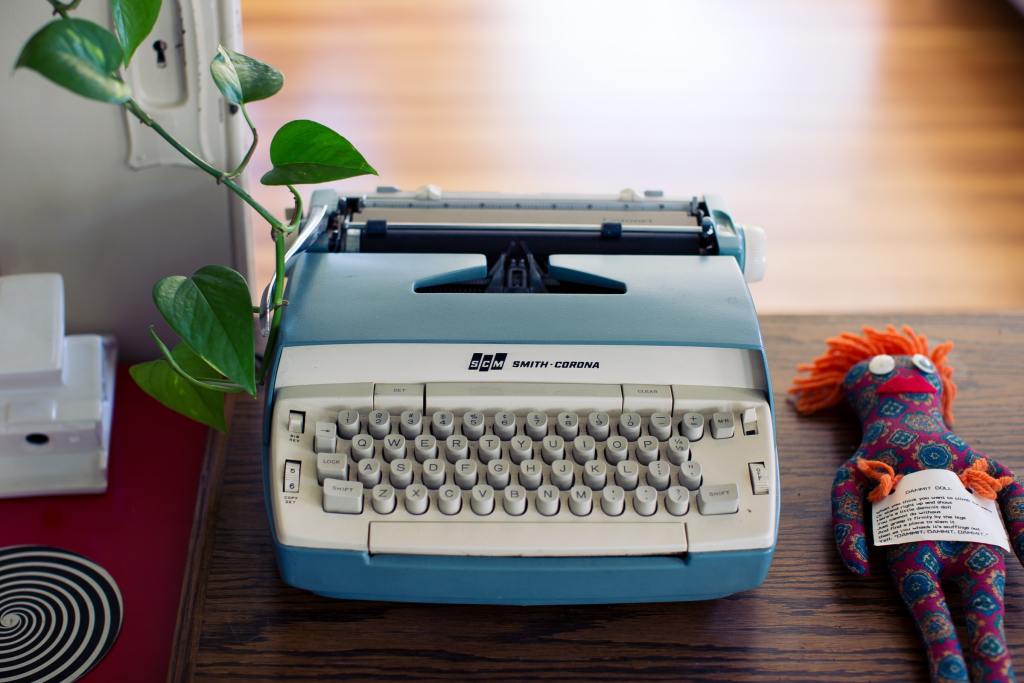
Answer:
868, 354, 895, 375
912, 353, 936, 374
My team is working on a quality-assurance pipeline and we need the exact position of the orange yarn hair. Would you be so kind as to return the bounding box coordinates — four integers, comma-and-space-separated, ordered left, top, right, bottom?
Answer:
788, 325, 957, 425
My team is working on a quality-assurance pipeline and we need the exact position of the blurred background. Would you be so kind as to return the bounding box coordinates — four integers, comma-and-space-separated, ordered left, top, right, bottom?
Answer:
240, 0, 1024, 313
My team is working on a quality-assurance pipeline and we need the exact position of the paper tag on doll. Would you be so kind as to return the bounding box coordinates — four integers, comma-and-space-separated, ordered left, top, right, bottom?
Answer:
871, 468, 1010, 551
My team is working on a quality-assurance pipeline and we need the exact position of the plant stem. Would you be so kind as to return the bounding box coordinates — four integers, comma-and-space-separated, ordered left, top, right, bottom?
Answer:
149, 327, 246, 394
224, 103, 257, 180
284, 184, 303, 233
125, 96, 292, 387
47, 0, 80, 17
260, 230, 288, 383
124, 98, 284, 232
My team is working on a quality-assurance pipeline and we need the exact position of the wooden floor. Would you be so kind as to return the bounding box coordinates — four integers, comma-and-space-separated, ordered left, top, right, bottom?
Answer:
239, 0, 1024, 313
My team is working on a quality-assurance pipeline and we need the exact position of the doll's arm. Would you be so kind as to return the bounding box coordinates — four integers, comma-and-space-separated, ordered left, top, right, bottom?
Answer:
983, 455, 1024, 567
832, 454, 871, 576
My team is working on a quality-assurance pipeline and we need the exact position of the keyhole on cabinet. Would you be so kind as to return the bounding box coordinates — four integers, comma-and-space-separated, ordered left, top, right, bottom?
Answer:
153, 40, 168, 68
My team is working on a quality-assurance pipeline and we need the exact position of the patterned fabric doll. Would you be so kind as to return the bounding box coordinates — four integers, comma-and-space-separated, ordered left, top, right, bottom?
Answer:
789, 325, 1023, 683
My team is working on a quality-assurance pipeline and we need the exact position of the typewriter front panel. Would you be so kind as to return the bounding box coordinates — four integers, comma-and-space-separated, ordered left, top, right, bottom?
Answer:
266, 344, 777, 566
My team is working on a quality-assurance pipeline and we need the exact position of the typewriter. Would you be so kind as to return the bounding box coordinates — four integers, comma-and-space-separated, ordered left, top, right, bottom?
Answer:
264, 186, 778, 604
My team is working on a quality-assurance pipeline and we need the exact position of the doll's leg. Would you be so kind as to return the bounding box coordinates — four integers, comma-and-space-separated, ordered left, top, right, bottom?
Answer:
889, 547, 969, 682
953, 547, 1014, 683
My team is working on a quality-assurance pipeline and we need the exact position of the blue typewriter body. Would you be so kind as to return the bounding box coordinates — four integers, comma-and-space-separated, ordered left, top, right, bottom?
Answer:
262, 188, 779, 605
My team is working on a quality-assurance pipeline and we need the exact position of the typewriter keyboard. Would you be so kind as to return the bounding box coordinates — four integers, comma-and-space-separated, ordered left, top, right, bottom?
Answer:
271, 383, 777, 557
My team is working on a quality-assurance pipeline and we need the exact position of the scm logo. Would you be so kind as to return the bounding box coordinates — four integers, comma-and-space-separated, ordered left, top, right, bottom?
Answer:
468, 352, 507, 372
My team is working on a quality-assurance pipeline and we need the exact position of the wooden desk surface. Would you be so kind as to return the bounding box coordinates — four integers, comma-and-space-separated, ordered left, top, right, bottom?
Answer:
172, 315, 1024, 682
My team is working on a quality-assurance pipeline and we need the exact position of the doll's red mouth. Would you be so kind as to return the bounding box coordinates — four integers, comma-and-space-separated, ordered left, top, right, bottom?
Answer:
877, 374, 937, 395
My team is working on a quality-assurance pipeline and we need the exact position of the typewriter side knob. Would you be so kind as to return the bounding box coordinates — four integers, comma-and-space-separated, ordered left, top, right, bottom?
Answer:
739, 224, 767, 283
414, 184, 442, 200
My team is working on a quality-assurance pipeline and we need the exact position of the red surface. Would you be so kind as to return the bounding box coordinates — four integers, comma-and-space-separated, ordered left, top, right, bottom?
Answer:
0, 366, 210, 682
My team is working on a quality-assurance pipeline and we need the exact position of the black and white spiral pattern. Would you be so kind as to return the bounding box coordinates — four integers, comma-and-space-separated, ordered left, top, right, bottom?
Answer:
0, 546, 122, 683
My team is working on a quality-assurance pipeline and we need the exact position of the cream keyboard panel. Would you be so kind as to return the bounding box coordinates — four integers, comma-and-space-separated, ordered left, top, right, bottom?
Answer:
270, 382, 777, 557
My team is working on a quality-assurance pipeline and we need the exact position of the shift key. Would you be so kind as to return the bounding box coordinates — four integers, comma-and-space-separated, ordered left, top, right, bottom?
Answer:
697, 483, 739, 515
323, 479, 364, 514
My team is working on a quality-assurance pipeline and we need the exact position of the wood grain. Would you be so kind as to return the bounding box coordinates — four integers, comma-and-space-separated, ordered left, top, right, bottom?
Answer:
238, 0, 1024, 314
174, 314, 1024, 682
167, 422, 230, 683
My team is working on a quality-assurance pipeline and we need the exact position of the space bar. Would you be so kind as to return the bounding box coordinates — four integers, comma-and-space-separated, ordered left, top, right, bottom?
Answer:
368, 522, 687, 557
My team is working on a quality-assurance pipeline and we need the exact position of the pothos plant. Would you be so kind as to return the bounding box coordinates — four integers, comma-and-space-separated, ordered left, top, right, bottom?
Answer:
15, 0, 377, 431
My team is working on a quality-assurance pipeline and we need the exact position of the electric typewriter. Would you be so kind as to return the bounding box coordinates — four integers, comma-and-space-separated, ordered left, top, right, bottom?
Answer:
263, 186, 778, 604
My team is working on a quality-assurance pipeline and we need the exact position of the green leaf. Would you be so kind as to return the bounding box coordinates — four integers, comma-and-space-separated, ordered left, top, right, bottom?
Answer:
260, 119, 377, 186
130, 346, 228, 432
210, 46, 283, 105
153, 265, 256, 396
111, 0, 162, 66
15, 18, 130, 104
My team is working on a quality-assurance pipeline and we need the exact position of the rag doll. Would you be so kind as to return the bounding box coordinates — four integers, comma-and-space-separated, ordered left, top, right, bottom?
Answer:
789, 325, 1024, 683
